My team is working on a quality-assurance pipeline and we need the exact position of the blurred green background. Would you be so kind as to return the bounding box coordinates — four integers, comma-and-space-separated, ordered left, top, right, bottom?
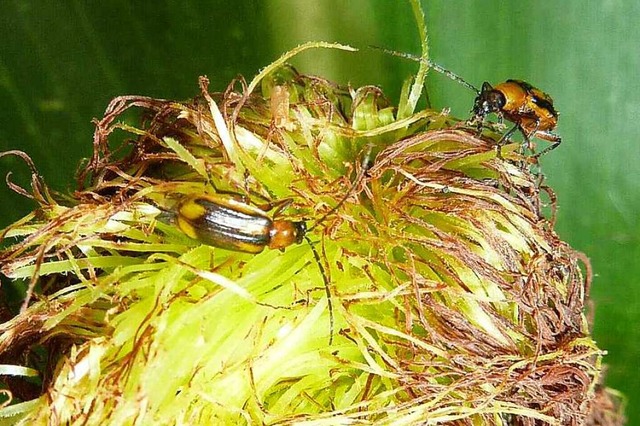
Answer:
0, 1, 637, 421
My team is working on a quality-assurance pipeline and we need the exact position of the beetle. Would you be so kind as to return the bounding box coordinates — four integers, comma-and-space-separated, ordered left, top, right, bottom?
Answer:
176, 194, 306, 254
374, 47, 562, 158
472, 80, 561, 158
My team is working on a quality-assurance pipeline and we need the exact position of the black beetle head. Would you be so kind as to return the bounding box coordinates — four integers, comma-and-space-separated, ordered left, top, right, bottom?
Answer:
293, 221, 307, 245
472, 82, 506, 120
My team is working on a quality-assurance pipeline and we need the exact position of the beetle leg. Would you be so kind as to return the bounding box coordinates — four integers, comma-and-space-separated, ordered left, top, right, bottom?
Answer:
531, 132, 562, 158
495, 123, 520, 160
522, 119, 543, 153
475, 118, 484, 136
304, 235, 335, 345
260, 198, 293, 215
466, 112, 485, 137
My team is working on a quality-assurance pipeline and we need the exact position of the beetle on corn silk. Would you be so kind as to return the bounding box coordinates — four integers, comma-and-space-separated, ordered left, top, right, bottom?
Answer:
374, 47, 562, 159
176, 194, 306, 254
472, 80, 561, 159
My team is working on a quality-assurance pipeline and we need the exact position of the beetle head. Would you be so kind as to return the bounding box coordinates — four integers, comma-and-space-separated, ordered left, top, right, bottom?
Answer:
293, 221, 307, 245
472, 82, 506, 120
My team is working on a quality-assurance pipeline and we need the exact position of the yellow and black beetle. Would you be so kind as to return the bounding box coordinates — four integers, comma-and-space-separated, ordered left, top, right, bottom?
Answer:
472, 80, 561, 158
375, 47, 562, 158
176, 194, 306, 254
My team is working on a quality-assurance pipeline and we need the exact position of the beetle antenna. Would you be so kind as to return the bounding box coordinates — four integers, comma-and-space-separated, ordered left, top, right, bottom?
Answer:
302, 145, 374, 345
307, 144, 372, 233
304, 234, 334, 345
301, 145, 373, 345
371, 46, 480, 93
